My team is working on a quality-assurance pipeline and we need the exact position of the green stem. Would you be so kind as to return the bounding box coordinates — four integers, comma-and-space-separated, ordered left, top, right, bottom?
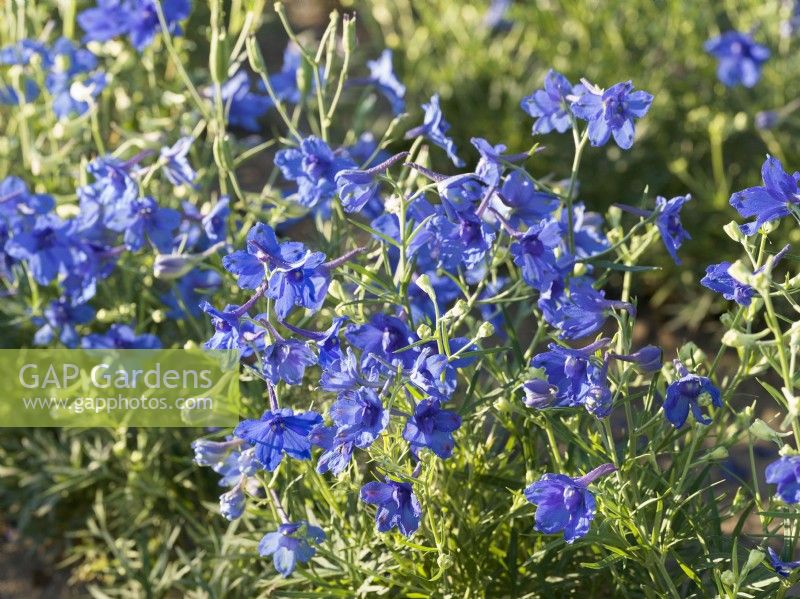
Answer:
565, 129, 590, 255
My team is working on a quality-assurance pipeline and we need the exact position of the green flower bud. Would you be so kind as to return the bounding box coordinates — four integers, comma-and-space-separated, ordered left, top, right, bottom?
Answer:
477, 321, 495, 338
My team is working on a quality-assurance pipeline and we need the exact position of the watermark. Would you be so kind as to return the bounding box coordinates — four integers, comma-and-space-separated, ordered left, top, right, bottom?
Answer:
0, 349, 240, 427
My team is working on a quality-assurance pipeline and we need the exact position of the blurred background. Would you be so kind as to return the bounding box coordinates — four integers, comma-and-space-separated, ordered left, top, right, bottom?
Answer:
2, 0, 799, 596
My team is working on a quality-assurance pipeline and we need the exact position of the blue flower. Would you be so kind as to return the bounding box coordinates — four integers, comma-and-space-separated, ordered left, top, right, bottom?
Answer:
408, 347, 458, 399
263, 43, 303, 105
160, 137, 196, 186
539, 278, 634, 340
654, 194, 691, 264
262, 338, 317, 385
405, 94, 465, 167
33, 298, 95, 347
663, 361, 722, 427
346, 313, 419, 369
217, 71, 271, 132
329, 387, 389, 448
280, 316, 348, 368
730, 156, 800, 236
521, 69, 579, 135
5, 214, 78, 284
561, 203, 610, 259
219, 484, 246, 520
191, 437, 244, 468
81, 324, 161, 349
319, 347, 382, 393
528, 338, 612, 417
705, 31, 770, 88
609, 345, 662, 373
202, 197, 229, 242
105, 195, 181, 253
335, 152, 408, 214
402, 399, 461, 459
310, 425, 354, 476
768, 547, 800, 578
275, 136, 356, 212
472, 137, 528, 188
571, 80, 653, 150
161, 268, 222, 319
360, 478, 422, 537
200, 302, 266, 356
765, 456, 800, 504
258, 521, 325, 577
234, 408, 322, 471
700, 262, 755, 306
353, 49, 406, 115
499, 171, 559, 227
755, 110, 780, 131
524, 463, 616, 543
510, 218, 564, 291
0, 39, 49, 66
78, 0, 191, 52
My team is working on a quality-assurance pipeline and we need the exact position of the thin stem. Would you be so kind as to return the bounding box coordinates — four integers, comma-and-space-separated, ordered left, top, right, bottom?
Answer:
565, 129, 590, 255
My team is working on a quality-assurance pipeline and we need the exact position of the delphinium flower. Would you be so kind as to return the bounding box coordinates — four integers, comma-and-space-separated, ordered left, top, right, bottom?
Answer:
521, 69, 581, 135
105, 195, 181, 252
509, 218, 564, 292
471, 137, 530, 189
234, 408, 323, 471
498, 171, 560, 227
261, 336, 318, 386
33, 298, 95, 347
280, 316, 349, 368
346, 313, 419, 369
81, 324, 161, 349
654, 194, 691, 264
405, 94, 465, 167
562, 203, 610, 259
608, 345, 662, 373
700, 262, 756, 306
216, 71, 271, 132
524, 463, 616, 543
329, 387, 389, 448
765, 455, 800, 503
402, 399, 461, 458
730, 156, 800, 235
310, 424, 355, 476
539, 277, 634, 340
0, 41, 47, 105
705, 31, 770, 88
768, 547, 800, 578
319, 347, 382, 393
4, 214, 79, 285
408, 347, 458, 400
77, 157, 139, 225
334, 152, 408, 214
350, 49, 406, 115
275, 136, 356, 212
663, 361, 722, 427
258, 522, 325, 577
191, 437, 245, 468
160, 137, 196, 186
0, 79, 39, 106
200, 302, 266, 356
483, 0, 512, 31
45, 38, 106, 119
222, 222, 336, 319
360, 477, 422, 536
78, 0, 192, 52
202, 197, 229, 242
408, 273, 462, 325
755, 110, 780, 131
571, 80, 653, 149
527, 338, 613, 417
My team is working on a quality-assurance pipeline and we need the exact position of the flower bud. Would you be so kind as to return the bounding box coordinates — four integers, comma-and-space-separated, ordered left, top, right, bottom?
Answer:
749, 418, 788, 445
723, 221, 746, 244
416, 323, 433, 338
153, 253, 200, 279
744, 548, 764, 571
705, 446, 729, 460
721, 328, 769, 348
720, 570, 736, 587
477, 321, 495, 338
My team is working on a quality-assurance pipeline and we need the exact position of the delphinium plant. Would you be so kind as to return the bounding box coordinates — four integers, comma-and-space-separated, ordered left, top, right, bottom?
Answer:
2, 1, 800, 597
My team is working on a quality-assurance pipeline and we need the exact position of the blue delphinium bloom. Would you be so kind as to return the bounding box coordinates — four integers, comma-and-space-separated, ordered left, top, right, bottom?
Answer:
408, 348, 458, 399
261, 338, 317, 385
330, 387, 389, 447
360, 477, 422, 537
200, 302, 266, 356
45, 38, 106, 119
755, 110, 780, 131
562, 203, 610, 259
354, 49, 406, 115
217, 71, 271, 132
160, 137, 196, 186
81, 324, 161, 349
258, 522, 325, 577
524, 463, 616, 543
765, 456, 800, 504
768, 547, 800, 578
319, 347, 382, 393
234, 408, 323, 471
499, 170, 559, 227
0, 39, 49, 66
33, 298, 95, 347
105, 195, 181, 252
700, 262, 756, 306
310, 424, 354, 476
78, 0, 192, 52
528, 338, 612, 417
334, 152, 407, 213
275, 136, 356, 212
191, 437, 244, 467
402, 399, 461, 459
539, 278, 634, 340
654, 194, 691, 264
521, 69, 579, 135
5, 214, 78, 285
405, 94, 465, 167
0, 79, 39, 106
571, 80, 653, 149
510, 218, 563, 292
730, 156, 800, 236
222, 222, 331, 319
705, 31, 770, 88
663, 361, 722, 427
609, 345, 662, 373
346, 313, 419, 369
202, 197, 229, 241
161, 268, 222, 318
219, 484, 246, 520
